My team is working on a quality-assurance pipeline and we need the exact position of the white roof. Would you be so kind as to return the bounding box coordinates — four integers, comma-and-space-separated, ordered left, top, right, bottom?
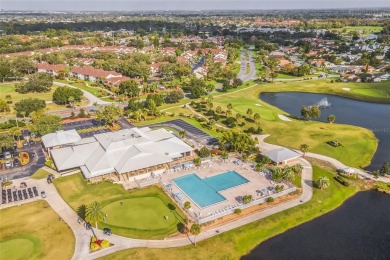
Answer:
50, 127, 193, 178
263, 148, 301, 163
42, 130, 81, 148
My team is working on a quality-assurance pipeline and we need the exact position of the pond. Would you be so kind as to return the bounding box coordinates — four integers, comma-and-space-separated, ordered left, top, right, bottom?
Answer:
242, 191, 390, 260
260, 92, 390, 171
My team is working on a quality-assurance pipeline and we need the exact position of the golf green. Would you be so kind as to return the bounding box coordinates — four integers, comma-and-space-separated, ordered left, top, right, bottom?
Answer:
103, 197, 177, 230
0, 239, 35, 259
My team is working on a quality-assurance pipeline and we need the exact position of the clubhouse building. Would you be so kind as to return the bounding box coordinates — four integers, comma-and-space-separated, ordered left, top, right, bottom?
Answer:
42, 127, 194, 182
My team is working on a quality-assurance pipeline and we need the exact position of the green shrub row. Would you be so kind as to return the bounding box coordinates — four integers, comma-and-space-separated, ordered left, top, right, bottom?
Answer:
334, 176, 350, 187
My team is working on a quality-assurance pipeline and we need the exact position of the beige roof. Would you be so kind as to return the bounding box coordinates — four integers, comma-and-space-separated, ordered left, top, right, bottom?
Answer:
50, 127, 193, 178
42, 130, 81, 148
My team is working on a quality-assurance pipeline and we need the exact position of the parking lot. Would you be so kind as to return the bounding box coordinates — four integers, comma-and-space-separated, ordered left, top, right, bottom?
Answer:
146, 119, 218, 146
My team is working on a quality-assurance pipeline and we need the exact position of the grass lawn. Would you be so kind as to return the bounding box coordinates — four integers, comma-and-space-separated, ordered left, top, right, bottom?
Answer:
276, 73, 299, 79
0, 82, 87, 116
53, 173, 185, 239
0, 201, 75, 260
30, 168, 51, 180
99, 165, 366, 260
333, 26, 383, 36
211, 83, 378, 168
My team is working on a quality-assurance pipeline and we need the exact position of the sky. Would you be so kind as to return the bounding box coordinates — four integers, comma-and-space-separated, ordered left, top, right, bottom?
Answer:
0, 0, 388, 11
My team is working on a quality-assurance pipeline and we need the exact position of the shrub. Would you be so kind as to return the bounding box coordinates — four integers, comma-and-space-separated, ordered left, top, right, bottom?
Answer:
2, 181, 13, 187
275, 184, 284, 193
334, 176, 350, 187
266, 197, 274, 203
327, 140, 342, 147
234, 208, 242, 214
198, 146, 211, 158
242, 195, 252, 204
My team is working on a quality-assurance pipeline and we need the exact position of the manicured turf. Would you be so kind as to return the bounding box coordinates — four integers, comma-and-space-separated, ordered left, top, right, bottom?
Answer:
0, 201, 75, 260
103, 197, 177, 229
99, 165, 365, 260
211, 83, 378, 168
0, 82, 87, 116
29, 168, 51, 180
53, 173, 185, 239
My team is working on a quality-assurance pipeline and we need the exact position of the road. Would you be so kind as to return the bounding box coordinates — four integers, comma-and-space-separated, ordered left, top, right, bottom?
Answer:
237, 48, 257, 82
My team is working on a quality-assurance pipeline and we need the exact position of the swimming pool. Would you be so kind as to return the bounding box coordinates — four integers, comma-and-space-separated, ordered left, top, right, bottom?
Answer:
172, 171, 249, 208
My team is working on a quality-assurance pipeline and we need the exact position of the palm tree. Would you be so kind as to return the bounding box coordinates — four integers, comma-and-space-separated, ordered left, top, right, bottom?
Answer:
226, 109, 232, 117
85, 201, 105, 229
215, 106, 222, 114
318, 177, 330, 189
327, 115, 336, 124
179, 130, 186, 138
236, 113, 242, 121
190, 223, 201, 246
184, 201, 191, 210
282, 168, 295, 182
246, 108, 253, 118
253, 113, 260, 123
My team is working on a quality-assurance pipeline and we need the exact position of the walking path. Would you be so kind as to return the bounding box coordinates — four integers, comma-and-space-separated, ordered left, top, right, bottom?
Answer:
54, 81, 110, 106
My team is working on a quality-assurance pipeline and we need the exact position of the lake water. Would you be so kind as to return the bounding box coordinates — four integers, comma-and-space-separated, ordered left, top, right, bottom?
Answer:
260, 92, 390, 171
242, 191, 390, 260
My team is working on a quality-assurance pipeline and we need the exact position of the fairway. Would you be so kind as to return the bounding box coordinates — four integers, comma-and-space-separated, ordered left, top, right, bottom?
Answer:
0, 201, 75, 260
210, 82, 378, 168
103, 197, 177, 230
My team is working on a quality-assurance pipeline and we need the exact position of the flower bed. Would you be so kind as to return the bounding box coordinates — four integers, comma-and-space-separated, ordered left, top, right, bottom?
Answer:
89, 237, 113, 252
19, 152, 30, 165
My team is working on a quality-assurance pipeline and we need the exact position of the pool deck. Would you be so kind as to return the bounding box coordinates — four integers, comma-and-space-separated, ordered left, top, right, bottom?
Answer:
159, 158, 280, 220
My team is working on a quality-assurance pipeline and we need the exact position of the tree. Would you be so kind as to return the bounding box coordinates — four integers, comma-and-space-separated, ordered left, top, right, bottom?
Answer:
291, 164, 303, 174
242, 195, 252, 204
301, 106, 311, 120
0, 132, 14, 151
30, 114, 63, 136
300, 144, 309, 156
310, 105, 321, 119
85, 201, 105, 229
52, 86, 83, 104
118, 80, 140, 98
327, 114, 336, 124
190, 223, 201, 246
318, 176, 330, 189
227, 103, 233, 110
146, 94, 165, 107
14, 98, 46, 116
215, 106, 222, 114
0, 57, 13, 82
193, 157, 201, 166
179, 130, 186, 138
15, 73, 53, 93
236, 113, 242, 121
253, 113, 261, 123
199, 146, 211, 158
246, 108, 253, 118
226, 109, 233, 117
165, 90, 184, 103
184, 201, 191, 210
190, 86, 206, 99
9, 127, 22, 145
218, 130, 257, 154
12, 56, 36, 76
96, 104, 123, 126
270, 167, 285, 182
380, 162, 390, 176
146, 99, 158, 116
0, 98, 10, 113
282, 167, 295, 182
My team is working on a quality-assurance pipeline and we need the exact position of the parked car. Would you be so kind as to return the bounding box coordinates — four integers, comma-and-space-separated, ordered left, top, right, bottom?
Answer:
103, 228, 112, 235
29, 140, 35, 145
4, 152, 12, 159
22, 141, 29, 147
13, 158, 20, 166
41, 191, 46, 198
30, 133, 36, 138
5, 161, 12, 168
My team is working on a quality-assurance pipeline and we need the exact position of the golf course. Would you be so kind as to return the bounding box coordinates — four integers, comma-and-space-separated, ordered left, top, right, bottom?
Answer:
53, 173, 186, 239
0, 201, 75, 260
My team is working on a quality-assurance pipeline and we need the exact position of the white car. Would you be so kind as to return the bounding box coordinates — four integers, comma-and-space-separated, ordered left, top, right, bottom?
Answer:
5, 161, 12, 168
41, 191, 46, 198
4, 152, 11, 159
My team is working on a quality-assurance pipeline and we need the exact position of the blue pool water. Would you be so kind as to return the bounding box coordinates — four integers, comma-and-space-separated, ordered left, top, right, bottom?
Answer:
172, 171, 249, 208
